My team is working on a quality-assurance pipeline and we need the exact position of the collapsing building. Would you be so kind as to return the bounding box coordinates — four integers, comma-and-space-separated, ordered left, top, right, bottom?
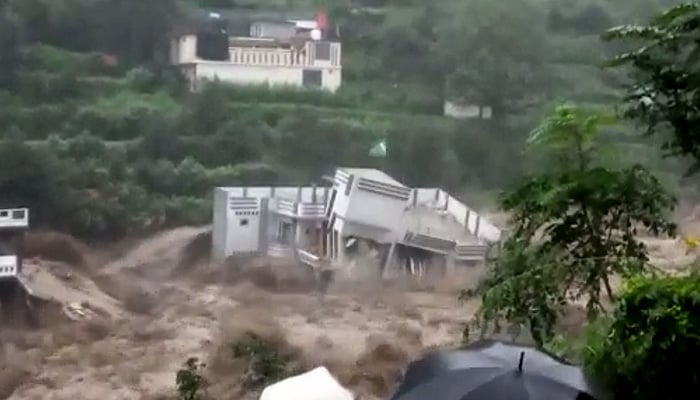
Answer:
211, 168, 501, 277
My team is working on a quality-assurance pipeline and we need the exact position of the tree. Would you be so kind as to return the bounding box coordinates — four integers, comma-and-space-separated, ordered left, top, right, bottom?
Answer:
0, 139, 70, 226
604, 3, 700, 173
0, 7, 21, 88
470, 104, 677, 346
435, 0, 554, 117
176, 357, 207, 400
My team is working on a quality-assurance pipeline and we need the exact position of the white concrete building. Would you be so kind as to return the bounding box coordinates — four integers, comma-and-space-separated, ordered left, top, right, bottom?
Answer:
211, 168, 501, 277
443, 100, 493, 120
0, 208, 29, 280
212, 186, 329, 260
170, 24, 342, 92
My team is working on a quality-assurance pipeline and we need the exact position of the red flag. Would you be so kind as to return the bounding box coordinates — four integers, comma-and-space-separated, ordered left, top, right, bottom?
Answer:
316, 10, 328, 31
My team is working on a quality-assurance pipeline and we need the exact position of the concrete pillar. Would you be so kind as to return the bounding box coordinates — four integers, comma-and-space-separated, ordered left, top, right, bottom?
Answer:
382, 242, 398, 279
243, 187, 248, 197
312, 184, 317, 203
444, 195, 449, 210
445, 252, 455, 275
292, 219, 300, 262
475, 215, 481, 239
465, 209, 471, 231
412, 190, 418, 207
295, 217, 304, 251
258, 198, 269, 253
335, 230, 346, 265
296, 186, 302, 202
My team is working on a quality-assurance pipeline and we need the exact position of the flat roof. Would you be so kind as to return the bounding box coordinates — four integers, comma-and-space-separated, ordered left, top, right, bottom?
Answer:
340, 168, 406, 187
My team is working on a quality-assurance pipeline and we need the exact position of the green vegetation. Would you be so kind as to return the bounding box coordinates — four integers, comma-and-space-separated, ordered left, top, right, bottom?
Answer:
0, 0, 690, 240
583, 274, 700, 400
470, 3, 700, 399
232, 333, 296, 389
176, 358, 208, 400
468, 104, 677, 346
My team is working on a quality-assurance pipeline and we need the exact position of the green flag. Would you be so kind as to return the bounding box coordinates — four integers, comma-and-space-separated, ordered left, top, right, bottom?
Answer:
369, 139, 387, 158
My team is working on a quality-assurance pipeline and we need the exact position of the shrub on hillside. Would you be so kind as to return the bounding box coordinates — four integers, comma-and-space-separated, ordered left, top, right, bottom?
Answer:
583, 274, 700, 400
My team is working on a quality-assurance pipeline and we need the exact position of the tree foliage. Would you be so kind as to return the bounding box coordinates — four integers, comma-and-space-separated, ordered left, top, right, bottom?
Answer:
584, 274, 700, 400
605, 3, 700, 174
435, 0, 554, 116
471, 104, 676, 346
0, 0, 687, 240
176, 357, 208, 400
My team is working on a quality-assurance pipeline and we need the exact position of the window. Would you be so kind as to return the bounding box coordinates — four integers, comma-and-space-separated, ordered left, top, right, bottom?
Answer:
302, 69, 323, 88
315, 42, 331, 61
240, 219, 249, 226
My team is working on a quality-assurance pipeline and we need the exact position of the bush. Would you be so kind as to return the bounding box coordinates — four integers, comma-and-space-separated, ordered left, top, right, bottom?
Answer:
232, 332, 295, 389
583, 274, 700, 400
176, 357, 208, 400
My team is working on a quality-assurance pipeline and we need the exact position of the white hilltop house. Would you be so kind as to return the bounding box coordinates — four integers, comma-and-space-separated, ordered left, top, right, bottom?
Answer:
170, 18, 342, 92
211, 168, 501, 277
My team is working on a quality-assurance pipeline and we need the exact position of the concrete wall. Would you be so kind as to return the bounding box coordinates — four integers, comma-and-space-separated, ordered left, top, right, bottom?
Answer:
219, 186, 329, 203
212, 188, 229, 262
172, 35, 198, 64
250, 22, 296, 39
194, 62, 341, 92
226, 197, 262, 254
344, 178, 410, 238
213, 191, 266, 259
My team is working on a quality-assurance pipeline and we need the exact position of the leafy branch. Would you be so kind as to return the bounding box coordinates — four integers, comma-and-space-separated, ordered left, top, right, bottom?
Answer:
469, 104, 676, 346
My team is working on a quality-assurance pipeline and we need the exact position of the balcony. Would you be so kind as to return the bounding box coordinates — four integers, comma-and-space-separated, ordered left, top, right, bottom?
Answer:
273, 199, 326, 219
402, 232, 456, 254
0, 208, 29, 230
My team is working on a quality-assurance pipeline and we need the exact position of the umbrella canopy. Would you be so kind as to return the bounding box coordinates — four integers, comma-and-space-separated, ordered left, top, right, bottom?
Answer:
392, 340, 603, 400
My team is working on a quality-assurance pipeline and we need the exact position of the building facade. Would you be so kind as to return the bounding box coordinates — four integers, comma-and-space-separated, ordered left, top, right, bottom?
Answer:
170, 24, 342, 92
0, 208, 28, 280
211, 168, 501, 278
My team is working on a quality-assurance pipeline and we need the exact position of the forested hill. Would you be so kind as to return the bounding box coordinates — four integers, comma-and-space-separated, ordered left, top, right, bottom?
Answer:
0, 0, 685, 240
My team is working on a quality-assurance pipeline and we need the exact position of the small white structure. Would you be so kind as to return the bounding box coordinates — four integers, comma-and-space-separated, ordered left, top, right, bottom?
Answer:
0, 208, 28, 279
444, 100, 493, 120
171, 22, 342, 92
212, 168, 501, 277
259, 367, 354, 400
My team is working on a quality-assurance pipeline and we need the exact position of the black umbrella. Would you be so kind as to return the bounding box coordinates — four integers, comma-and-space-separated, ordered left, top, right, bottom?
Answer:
391, 340, 603, 400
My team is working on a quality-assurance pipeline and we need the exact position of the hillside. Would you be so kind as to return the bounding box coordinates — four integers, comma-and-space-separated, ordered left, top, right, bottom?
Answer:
0, 0, 689, 240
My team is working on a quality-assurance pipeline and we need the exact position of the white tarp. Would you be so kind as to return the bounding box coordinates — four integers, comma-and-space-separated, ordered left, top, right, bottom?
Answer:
259, 367, 354, 400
